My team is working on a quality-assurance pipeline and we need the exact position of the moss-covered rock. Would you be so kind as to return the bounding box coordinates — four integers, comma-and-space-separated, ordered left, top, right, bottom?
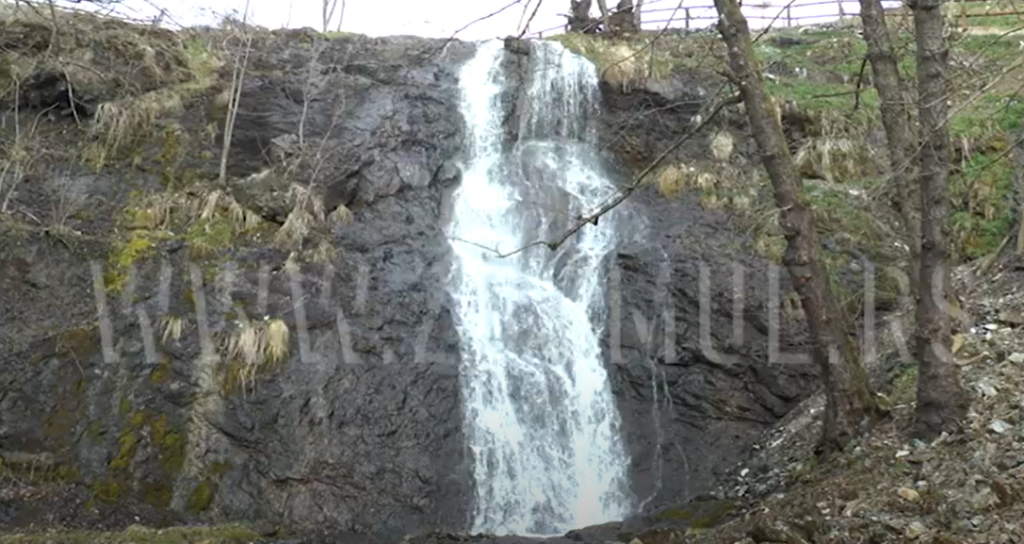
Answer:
186, 479, 216, 514
652, 498, 737, 529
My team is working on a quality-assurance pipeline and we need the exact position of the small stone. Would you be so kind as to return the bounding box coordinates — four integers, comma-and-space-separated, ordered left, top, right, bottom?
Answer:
984, 323, 1000, 331
898, 487, 921, 502
740, 468, 750, 477
1009, 353, 1024, 364
630, 538, 644, 544
896, 450, 911, 458
953, 519, 973, 533
905, 521, 927, 539
977, 379, 999, 397
991, 478, 1017, 507
997, 311, 1024, 326
989, 420, 1013, 434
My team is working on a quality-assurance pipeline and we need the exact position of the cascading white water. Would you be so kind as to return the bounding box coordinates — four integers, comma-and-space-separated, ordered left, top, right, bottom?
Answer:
446, 39, 633, 535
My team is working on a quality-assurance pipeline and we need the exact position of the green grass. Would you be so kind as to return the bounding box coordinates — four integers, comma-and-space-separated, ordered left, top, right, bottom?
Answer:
945, 0, 1024, 29
555, 11, 1024, 263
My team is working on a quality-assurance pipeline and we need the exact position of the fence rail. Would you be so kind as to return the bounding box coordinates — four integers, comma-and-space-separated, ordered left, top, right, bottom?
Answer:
529, 0, 1024, 37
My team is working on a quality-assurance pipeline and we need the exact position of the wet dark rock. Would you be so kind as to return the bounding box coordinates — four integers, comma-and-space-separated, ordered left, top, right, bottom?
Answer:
621, 498, 738, 534
1, 31, 475, 542
597, 78, 816, 512
402, 534, 577, 544
0, 28, 819, 544
504, 36, 531, 56
564, 521, 626, 543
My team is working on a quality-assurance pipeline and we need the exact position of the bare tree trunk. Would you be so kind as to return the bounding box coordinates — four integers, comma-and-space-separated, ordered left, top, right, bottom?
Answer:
713, 0, 877, 453
596, 0, 611, 31
1012, 125, 1024, 254
634, 0, 644, 29
910, 0, 969, 439
859, 0, 921, 298
219, 1, 254, 186
322, 0, 339, 33
335, 0, 346, 32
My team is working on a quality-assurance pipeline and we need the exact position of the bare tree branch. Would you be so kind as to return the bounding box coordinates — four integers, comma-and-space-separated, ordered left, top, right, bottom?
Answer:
456, 89, 741, 259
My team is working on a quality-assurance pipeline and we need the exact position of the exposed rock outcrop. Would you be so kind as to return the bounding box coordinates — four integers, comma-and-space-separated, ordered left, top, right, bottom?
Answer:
590, 64, 817, 512
1, 21, 475, 541
2, 14, 816, 542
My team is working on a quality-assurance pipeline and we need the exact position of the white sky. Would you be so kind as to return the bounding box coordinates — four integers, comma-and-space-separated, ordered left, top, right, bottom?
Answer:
55, 0, 902, 39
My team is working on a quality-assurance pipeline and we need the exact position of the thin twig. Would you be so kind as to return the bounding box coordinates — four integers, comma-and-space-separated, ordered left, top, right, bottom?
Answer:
852, 55, 868, 112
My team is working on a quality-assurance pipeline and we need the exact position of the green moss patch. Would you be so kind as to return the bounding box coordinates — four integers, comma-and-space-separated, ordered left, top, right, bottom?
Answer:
104, 229, 161, 293
0, 524, 261, 544
187, 479, 217, 514
653, 498, 736, 528
93, 407, 187, 505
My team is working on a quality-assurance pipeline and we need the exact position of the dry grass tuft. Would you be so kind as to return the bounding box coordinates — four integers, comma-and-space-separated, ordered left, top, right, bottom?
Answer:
86, 89, 185, 167
283, 252, 302, 274
224, 314, 290, 392
794, 135, 865, 183
130, 189, 262, 233
264, 319, 290, 366
654, 163, 691, 198
228, 198, 263, 232
710, 131, 735, 161
330, 205, 354, 226
160, 315, 184, 343
312, 239, 338, 264
651, 161, 748, 209
275, 183, 326, 248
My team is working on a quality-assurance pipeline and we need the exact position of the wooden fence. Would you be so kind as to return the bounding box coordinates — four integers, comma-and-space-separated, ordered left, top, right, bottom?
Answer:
530, 0, 1024, 37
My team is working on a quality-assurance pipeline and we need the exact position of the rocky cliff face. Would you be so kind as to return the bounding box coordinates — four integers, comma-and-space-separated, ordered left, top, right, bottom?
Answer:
594, 73, 817, 512
0, 12, 814, 541
1, 21, 475, 541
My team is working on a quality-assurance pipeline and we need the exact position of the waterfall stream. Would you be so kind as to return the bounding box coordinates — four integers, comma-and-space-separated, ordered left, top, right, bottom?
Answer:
446, 39, 633, 536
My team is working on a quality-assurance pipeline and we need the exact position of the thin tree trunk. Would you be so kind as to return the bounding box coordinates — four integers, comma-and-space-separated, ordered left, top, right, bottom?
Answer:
713, 0, 877, 452
910, 0, 969, 438
634, 0, 644, 29
219, 2, 253, 186
859, 0, 922, 298
322, 0, 338, 33
1012, 125, 1024, 254
335, 0, 346, 32
596, 0, 611, 31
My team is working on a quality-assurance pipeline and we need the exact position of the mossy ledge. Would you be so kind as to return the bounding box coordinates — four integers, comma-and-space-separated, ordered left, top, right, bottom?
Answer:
0, 524, 261, 544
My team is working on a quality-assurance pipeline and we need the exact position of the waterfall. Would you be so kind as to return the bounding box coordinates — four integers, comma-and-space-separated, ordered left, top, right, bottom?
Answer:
446, 40, 633, 535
